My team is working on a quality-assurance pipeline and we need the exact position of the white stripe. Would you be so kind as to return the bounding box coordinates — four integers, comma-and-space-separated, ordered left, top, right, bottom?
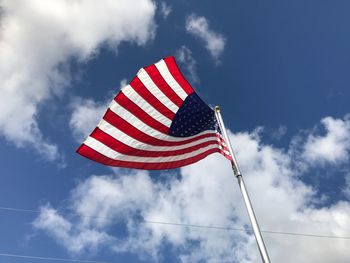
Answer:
215, 134, 230, 155
109, 100, 215, 141
137, 68, 179, 113
121, 85, 172, 127
84, 137, 220, 163
155, 59, 188, 100
218, 145, 230, 156
98, 119, 220, 151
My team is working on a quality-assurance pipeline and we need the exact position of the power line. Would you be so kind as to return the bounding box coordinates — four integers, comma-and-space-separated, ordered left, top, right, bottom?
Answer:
143, 220, 350, 240
0, 253, 107, 263
0, 206, 40, 213
1, 206, 350, 240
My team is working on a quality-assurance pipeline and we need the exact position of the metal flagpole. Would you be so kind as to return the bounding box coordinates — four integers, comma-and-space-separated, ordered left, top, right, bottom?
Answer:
214, 106, 271, 263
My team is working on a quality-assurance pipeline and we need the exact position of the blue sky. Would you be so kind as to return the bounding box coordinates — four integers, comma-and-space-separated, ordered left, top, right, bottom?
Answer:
1, 0, 350, 262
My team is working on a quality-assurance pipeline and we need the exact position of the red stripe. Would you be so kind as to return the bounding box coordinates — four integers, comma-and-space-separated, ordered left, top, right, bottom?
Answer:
114, 92, 169, 135
144, 65, 183, 107
216, 135, 229, 148
216, 134, 226, 143
219, 144, 230, 154
220, 145, 230, 153
217, 134, 225, 142
220, 149, 232, 160
163, 56, 194, 95
215, 135, 231, 157
213, 134, 229, 149
77, 144, 221, 170
130, 77, 175, 120
91, 127, 220, 158
216, 135, 232, 160
103, 109, 218, 147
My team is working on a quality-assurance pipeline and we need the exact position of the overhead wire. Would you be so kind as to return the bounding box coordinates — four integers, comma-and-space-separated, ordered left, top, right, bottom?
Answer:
143, 220, 350, 239
1, 206, 350, 240
0, 253, 107, 263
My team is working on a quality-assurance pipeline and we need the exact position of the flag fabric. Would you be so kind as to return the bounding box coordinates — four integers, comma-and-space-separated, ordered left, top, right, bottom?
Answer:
77, 56, 231, 170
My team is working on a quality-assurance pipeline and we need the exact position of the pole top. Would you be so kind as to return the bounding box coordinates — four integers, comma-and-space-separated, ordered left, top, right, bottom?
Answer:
214, 106, 221, 113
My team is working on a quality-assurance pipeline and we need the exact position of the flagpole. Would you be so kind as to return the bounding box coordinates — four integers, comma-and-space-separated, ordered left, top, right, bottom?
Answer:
214, 106, 271, 263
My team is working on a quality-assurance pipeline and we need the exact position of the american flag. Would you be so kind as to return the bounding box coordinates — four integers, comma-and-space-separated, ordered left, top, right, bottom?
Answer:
77, 56, 231, 169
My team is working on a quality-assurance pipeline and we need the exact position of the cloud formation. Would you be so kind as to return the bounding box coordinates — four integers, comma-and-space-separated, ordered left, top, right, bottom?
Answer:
0, 0, 156, 161
33, 206, 111, 253
303, 115, 350, 165
159, 2, 172, 19
70, 79, 128, 143
34, 116, 350, 262
69, 98, 108, 143
175, 46, 199, 85
186, 14, 226, 63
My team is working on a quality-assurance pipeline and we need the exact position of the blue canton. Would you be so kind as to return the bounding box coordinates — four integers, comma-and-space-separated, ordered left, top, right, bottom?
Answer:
169, 93, 220, 137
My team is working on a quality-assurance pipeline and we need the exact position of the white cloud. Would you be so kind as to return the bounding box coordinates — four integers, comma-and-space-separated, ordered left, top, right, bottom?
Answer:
69, 78, 128, 143
0, 0, 156, 161
34, 117, 350, 262
33, 205, 111, 253
303, 115, 350, 165
175, 46, 199, 85
343, 173, 350, 200
270, 125, 287, 140
69, 98, 108, 142
159, 2, 172, 19
119, 79, 128, 90
185, 14, 226, 63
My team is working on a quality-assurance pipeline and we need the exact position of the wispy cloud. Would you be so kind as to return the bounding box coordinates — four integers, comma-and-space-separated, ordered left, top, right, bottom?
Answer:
159, 2, 172, 19
343, 173, 350, 199
186, 14, 226, 63
175, 46, 199, 85
0, 0, 156, 161
270, 125, 288, 140
34, 115, 350, 262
